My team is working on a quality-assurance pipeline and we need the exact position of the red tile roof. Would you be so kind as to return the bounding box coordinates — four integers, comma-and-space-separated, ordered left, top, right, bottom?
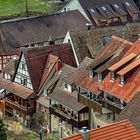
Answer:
117, 59, 140, 75
60, 120, 140, 140
108, 53, 137, 71
87, 35, 133, 69
99, 38, 140, 102
39, 54, 58, 90
0, 75, 33, 99
77, 36, 133, 95
23, 43, 76, 93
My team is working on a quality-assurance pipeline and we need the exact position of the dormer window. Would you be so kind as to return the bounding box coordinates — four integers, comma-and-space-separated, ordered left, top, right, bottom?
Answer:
98, 73, 102, 82
102, 6, 107, 11
64, 83, 72, 93
89, 69, 94, 79
120, 75, 124, 85
110, 72, 115, 81
114, 4, 119, 8
125, 2, 130, 6
90, 9, 95, 13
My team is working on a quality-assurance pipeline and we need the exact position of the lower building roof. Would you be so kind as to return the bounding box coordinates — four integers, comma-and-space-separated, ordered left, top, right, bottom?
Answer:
61, 119, 140, 140
0, 76, 33, 99
48, 89, 86, 112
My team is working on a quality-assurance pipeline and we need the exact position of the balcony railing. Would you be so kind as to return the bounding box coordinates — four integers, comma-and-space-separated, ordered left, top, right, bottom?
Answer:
102, 98, 125, 110
50, 104, 78, 121
4, 98, 34, 114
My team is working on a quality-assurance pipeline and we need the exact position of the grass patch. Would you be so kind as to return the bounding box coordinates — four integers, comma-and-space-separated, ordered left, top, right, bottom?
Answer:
7, 133, 54, 140
0, 0, 49, 16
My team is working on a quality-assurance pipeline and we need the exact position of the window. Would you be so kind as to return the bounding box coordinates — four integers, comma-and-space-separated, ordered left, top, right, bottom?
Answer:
101, 6, 107, 11
125, 2, 130, 6
107, 113, 111, 120
22, 63, 25, 70
120, 75, 124, 85
90, 9, 95, 13
21, 77, 27, 86
3, 73, 11, 80
98, 73, 102, 82
114, 4, 119, 8
64, 83, 72, 93
89, 69, 94, 79
110, 72, 115, 81
64, 83, 68, 89
103, 36, 110, 44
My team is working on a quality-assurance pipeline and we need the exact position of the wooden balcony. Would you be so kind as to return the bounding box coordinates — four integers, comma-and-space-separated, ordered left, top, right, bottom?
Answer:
4, 98, 35, 115
78, 94, 102, 113
49, 106, 89, 128
102, 98, 123, 114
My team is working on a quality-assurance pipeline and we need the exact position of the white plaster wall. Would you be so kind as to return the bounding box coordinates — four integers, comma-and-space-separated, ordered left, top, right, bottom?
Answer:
63, 31, 79, 66
61, 0, 91, 22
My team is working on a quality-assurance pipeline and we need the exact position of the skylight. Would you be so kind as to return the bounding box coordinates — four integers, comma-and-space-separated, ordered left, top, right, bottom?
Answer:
114, 4, 119, 8
125, 2, 130, 6
90, 9, 95, 13
101, 6, 107, 11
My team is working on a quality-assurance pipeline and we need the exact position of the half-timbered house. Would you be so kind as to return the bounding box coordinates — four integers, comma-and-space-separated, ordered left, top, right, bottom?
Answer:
0, 44, 76, 126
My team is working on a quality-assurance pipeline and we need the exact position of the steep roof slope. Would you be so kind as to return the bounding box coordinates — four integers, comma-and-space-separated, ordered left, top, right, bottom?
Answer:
116, 92, 140, 133
22, 44, 76, 93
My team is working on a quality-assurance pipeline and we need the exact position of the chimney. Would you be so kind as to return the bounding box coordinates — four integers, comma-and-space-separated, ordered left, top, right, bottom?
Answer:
86, 23, 92, 30
79, 127, 89, 140
56, 60, 62, 72
48, 36, 55, 45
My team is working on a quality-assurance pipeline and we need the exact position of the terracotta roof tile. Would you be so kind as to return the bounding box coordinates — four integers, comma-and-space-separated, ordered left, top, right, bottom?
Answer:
87, 35, 133, 69
61, 120, 140, 140
0, 75, 33, 99
108, 53, 137, 71
99, 38, 140, 102
117, 59, 140, 75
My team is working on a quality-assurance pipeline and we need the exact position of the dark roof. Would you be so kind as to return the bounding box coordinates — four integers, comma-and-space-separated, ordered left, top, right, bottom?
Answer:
68, 22, 140, 64
37, 63, 76, 106
0, 30, 18, 55
48, 89, 85, 112
116, 92, 140, 133
69, 30, 102, 63
111, 3, 128, 16
0, 10, 88, 48
63, 57, 93, 84
96, 5, 117, 19
20, 44, 76, 93
2, 58, 19, 76
61, 120, 140, 140
123, 0, 140, 14
50, 63, 76, 93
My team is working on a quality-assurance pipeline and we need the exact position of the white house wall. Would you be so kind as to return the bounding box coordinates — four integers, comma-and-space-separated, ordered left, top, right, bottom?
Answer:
14, 54, 33, 90
63, 31, 79, 66
61, 0, 91, 22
